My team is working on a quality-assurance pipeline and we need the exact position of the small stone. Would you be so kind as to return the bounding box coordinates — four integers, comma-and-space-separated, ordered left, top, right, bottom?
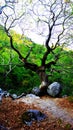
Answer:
5, 92, 10, 97
0, 88, 2, 93
62, 95, 68, 98
12, 94, 17, 99
32, 87, 41, 96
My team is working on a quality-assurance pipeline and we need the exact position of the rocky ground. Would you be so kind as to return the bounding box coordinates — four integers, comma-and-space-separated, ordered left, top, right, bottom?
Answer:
0, 95, 73, 130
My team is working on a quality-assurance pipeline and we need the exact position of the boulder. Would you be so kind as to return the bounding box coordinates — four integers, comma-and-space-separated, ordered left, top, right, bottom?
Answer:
22, 109, 46, 126
47, 82, 62, 97
32, 87, 41, 96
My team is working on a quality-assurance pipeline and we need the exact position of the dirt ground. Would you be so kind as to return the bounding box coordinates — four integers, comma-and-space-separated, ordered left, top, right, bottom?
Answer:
0, 96, 73, 130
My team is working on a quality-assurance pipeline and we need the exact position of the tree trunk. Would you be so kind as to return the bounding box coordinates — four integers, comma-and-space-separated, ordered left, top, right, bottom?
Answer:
37, 66, 49, 94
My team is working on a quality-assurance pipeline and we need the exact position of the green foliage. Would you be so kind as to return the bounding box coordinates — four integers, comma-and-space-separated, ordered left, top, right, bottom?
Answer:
0, 26, 73, 96
48, 48, 73, 96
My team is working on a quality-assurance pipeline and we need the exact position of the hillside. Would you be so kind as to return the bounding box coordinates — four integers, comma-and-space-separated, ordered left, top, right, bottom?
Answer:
0, 25, 73, 96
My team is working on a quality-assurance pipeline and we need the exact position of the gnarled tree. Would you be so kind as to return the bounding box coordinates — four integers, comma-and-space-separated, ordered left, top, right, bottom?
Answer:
0, 0, 73, 90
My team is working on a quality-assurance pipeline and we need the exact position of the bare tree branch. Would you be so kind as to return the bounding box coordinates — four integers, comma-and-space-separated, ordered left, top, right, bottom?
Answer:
0, 0, 73, 86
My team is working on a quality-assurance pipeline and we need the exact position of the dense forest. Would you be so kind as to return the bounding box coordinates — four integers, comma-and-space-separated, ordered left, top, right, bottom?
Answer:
0, 25, 73, 96
0, 1, 73, 129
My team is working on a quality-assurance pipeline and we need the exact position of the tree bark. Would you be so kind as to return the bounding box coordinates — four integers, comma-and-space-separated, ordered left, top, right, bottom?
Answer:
36, 66, 49, 94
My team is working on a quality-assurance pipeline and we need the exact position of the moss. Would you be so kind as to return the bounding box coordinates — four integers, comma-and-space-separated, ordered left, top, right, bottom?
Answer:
64, 123, 71, 130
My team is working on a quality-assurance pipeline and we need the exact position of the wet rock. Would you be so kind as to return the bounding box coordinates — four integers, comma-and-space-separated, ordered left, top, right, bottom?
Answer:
22, 109, 46, 126
47, 82, 62, 97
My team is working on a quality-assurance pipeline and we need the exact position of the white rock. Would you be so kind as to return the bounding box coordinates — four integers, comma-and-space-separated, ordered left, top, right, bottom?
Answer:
47, 82, 61, 97
12, 94, 17, 99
